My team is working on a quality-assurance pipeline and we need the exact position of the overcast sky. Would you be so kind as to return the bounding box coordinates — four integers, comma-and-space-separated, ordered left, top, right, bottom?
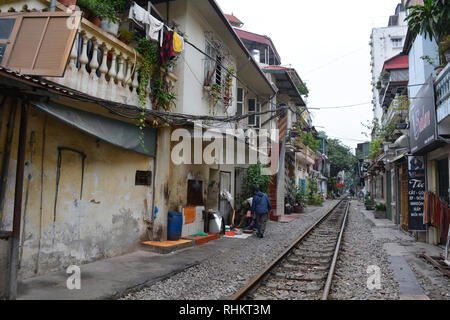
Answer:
216, 0, 402, 152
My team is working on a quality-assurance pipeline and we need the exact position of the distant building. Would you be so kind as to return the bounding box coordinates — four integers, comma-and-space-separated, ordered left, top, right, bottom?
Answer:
356, 142, 370, 160
370, 3, 408, 125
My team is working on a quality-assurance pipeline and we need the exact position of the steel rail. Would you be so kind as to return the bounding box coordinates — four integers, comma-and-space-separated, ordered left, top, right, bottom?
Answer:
229, 198, 346, 301
321, 200, 350, 300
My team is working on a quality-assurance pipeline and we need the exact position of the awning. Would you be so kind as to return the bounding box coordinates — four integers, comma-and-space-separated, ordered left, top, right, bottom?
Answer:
31, 101, 157, 157
387, 152, 407, 164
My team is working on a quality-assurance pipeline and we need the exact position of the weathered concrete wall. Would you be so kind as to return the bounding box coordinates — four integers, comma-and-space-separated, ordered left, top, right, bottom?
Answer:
0, 99, 155, 279
0, 233, 11, 299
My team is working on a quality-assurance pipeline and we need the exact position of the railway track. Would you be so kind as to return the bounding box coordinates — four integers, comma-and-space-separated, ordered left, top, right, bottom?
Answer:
231, 199, 350, 300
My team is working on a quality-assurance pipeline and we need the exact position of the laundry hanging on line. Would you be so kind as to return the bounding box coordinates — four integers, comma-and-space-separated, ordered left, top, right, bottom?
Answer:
128, 1, 184, 54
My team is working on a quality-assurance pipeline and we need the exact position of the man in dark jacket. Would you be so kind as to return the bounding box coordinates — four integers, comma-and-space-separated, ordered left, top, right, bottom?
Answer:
250, 187, 272, 238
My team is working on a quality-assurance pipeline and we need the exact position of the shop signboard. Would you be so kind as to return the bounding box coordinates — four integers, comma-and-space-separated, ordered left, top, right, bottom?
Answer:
409, 78, 437, 155
407, 156, 426, 232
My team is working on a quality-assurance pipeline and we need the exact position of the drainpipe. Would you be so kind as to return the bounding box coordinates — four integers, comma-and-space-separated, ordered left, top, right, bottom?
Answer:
49, 0, 56, 12
0, 97, 15, 225
9, 100, 27, 300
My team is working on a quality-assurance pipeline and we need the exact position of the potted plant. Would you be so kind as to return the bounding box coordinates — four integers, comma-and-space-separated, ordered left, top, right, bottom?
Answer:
365, 198, 375, 210
77, 0, 124, 32
374, 203, 387, 219
376, 80, 382, 90
118, 29, 134, 46
294, 186, 305, 213
380, 71, 390, 86
77, 0, 101, 26
441, 35, 450, 64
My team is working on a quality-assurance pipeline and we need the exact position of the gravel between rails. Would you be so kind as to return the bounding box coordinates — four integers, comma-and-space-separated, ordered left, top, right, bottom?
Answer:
329, 201, 400, 300
120, 200, 340, 300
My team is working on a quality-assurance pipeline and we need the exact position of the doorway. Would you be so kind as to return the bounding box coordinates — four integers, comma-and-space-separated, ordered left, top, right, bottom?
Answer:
437, 158, 449, 203
219, 171, 231, 225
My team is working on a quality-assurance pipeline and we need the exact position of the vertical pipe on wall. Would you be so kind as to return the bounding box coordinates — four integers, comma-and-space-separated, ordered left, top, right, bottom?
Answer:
35, 114, 47, 275
9, 100, 27, 300
49, 0, 56, 12
0, 97, 15, 225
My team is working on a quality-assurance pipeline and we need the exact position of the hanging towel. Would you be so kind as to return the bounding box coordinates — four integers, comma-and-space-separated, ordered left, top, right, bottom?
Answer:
173, 32, 184, 53
148, 14, 164, 43
431, 192, 438, 227
128, 2, 150, 28
437, 198, 441, 225
424, 192, 431, 224
129, 2, 164, 45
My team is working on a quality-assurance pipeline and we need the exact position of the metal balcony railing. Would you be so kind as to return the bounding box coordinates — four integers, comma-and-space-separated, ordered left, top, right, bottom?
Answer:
45, 18, 177, 109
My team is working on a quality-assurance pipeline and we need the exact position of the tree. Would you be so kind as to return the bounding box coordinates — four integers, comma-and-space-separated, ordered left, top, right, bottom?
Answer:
405, 0, 450, 65
298, 131, 321, 151
327, 138, 357, 178
242, 163, 273, 199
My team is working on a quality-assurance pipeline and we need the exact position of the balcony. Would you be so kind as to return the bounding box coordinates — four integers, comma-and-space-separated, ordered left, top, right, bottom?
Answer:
294, 142, 315, 166
435, 63, 450, 127
379, 70, 409, 109
45, 18, 177, 109
383, 98, 408, 126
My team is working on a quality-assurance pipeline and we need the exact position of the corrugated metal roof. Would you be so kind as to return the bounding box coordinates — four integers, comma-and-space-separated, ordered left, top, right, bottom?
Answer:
0, 66, 74, 95
224, 13, 243, 25
234, 28, 281, 64
383, 53, 409, 71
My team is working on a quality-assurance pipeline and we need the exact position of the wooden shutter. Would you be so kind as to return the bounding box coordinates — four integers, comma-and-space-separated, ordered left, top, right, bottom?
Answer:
0, 11, 81, 77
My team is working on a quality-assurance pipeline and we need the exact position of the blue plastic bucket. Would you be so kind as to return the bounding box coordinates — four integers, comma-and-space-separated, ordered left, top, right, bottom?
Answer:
167, 212, 183, 241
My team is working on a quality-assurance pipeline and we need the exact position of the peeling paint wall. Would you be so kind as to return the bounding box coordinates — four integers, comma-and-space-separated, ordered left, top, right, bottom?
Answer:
0, 99, 154, 279
0, 234, 11, 299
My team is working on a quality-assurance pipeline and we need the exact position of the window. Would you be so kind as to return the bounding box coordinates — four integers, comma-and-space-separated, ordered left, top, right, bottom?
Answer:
215, 55, 223, 85
204, 40, 222, 87
237, 88, 244, 116
248, 99, 261, 127
256, 103, 261, 128
135, 171, 152, 186
391, 38, 403, 48
248, 98, 256, 126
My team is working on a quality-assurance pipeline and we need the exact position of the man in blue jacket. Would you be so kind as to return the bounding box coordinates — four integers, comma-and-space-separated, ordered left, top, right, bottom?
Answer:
250, 187, 272, 238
